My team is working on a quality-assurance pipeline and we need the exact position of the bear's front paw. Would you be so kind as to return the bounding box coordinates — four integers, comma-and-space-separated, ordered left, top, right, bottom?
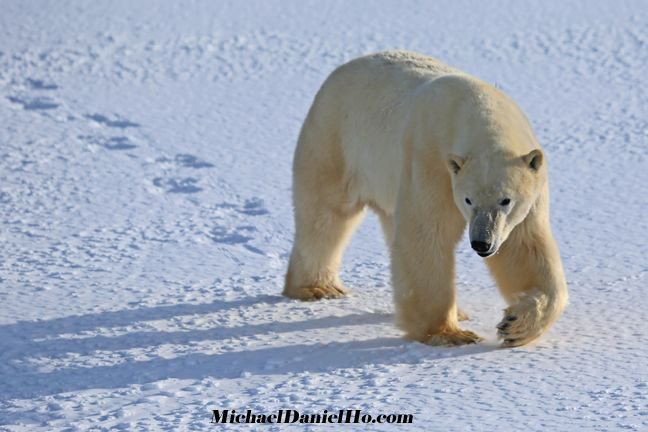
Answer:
283, 283, 349, 301
497, 294, 548, 347
425, 328, 482, 346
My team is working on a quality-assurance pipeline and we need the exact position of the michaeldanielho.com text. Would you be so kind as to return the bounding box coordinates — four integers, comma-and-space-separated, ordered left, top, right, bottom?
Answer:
211, 409, 413, 425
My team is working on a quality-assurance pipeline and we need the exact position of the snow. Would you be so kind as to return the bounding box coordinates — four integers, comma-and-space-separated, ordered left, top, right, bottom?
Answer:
0, 0, 647, 430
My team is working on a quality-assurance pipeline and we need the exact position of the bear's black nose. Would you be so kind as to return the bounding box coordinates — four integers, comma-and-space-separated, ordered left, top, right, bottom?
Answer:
471, 240, 491, 253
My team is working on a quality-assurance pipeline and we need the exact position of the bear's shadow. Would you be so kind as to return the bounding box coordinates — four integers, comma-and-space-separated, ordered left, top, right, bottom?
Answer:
0, 294, 498, 400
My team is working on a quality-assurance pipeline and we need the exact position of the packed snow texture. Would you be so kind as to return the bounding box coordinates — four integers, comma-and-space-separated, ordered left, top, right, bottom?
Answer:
0, 0, 647, 430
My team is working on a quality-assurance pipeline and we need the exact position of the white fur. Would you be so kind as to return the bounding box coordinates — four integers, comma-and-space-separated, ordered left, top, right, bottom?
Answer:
283, 51, 568, 347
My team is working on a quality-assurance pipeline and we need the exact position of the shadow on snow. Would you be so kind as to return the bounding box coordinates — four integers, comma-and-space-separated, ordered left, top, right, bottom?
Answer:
0, 295, 498, 400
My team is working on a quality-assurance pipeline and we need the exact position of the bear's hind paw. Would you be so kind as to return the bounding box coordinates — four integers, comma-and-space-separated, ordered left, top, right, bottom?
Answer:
424, 328, 482, 347
282, 283, 349, 301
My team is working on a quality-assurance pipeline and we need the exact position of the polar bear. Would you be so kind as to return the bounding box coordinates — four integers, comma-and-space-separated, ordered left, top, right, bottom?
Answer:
283, 51, 568, 347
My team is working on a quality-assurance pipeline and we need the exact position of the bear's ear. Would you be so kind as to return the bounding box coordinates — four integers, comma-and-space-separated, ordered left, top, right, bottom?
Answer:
447, 154, 465, 175
522, 149, 543, 172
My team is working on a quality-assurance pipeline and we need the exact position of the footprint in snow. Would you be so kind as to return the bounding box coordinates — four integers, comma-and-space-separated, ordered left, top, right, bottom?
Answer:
103, 136, 137, 150
26, 78, 59, 90
6, 79, 60, 110
155, 154, 215, 169
206, 198, 268, 254
85, 113, 140, 129
209, 225, 256, 244
153, 177, 203, 193
79, 134, 137, 151
208, 225, 264, 254
214, 198, 269, 216
7, 95, 60, 110
238, 197, 269, 216
174, 153, 215, 168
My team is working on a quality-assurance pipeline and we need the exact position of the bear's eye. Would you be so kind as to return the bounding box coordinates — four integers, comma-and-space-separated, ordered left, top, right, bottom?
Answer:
465, 198, 472, 205
499, 198, 511, 206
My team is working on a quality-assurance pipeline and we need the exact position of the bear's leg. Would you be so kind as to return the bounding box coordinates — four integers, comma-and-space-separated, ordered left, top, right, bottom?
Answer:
283, 120, 364, 300
374, 209, 470, 320
284, 203, 364, 300
391, 205, 480, 346
486, 222, 568, 347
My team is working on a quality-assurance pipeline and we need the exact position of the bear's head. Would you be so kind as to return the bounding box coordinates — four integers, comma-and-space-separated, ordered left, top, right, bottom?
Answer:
447, 149, 546, 257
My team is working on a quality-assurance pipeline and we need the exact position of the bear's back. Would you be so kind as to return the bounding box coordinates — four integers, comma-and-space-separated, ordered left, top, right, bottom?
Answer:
360, 51, 459, 77
319, 51, 459, 108
308, 51, 460, 213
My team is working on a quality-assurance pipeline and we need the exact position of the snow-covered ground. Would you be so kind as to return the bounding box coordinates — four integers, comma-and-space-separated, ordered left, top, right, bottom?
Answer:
1, 0, 647, 430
